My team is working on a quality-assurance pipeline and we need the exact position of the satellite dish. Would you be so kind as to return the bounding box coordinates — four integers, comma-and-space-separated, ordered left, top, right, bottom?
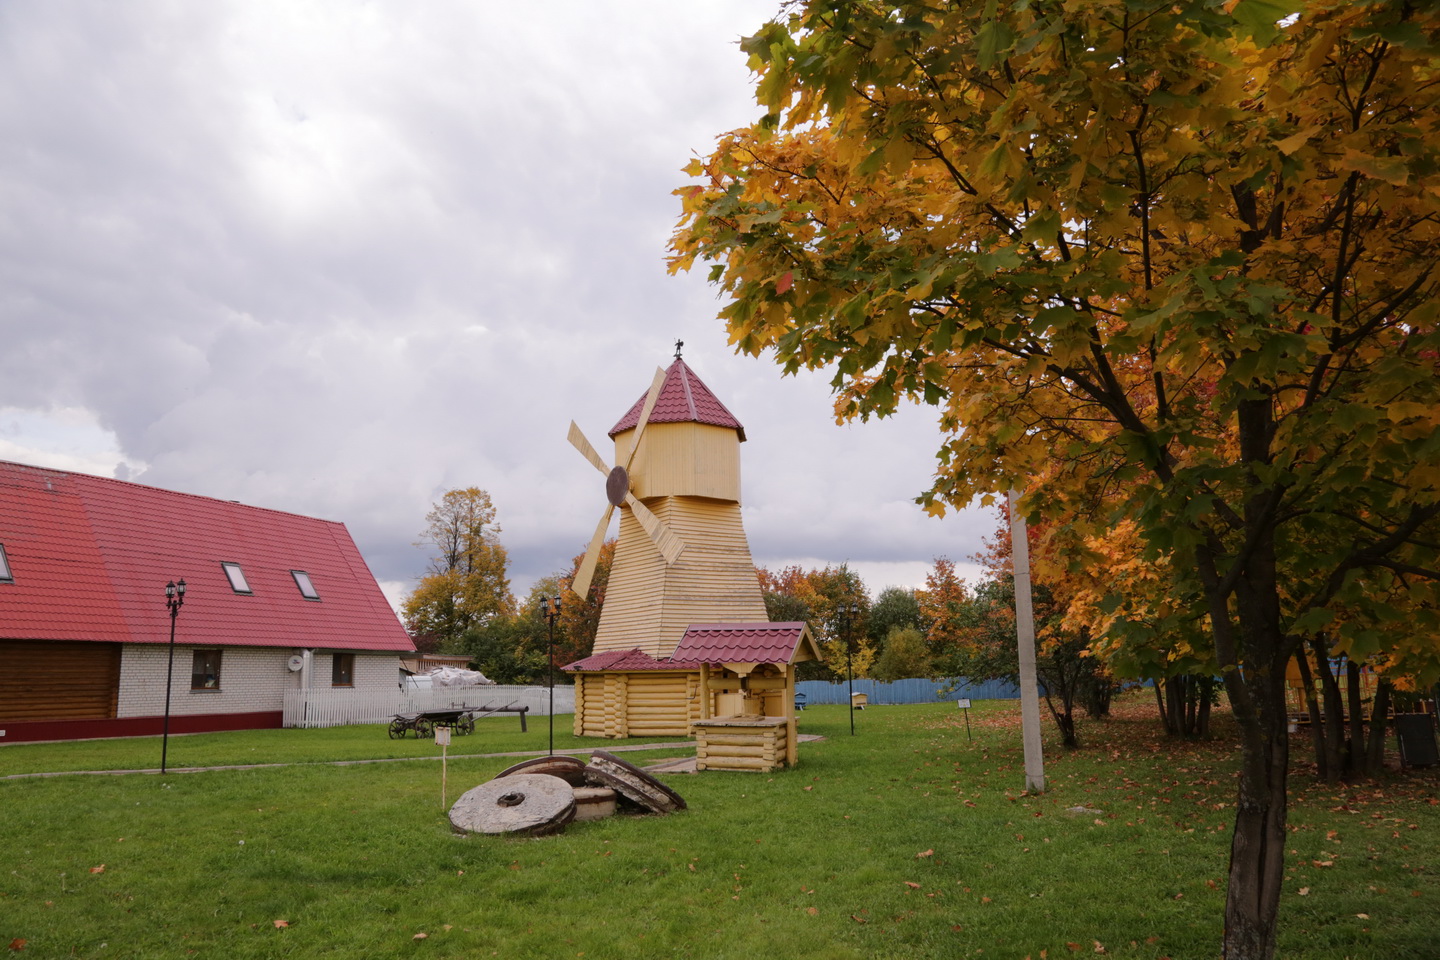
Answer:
287, 655, 304, 672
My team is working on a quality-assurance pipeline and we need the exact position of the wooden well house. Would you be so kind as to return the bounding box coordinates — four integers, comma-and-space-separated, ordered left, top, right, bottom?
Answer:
562, 354, 820, 769
669, 622, 820, 772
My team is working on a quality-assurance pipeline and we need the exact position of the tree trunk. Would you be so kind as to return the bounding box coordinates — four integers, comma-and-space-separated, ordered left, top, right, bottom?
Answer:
1365, 679, 1391, 774
1155, 678, 1172, 734
1312, 638, 1345, 783
1198, 681, 1213, 739
1346, 658, 1365, 777
1222, 679, 1289, 960
1293, 648, 1328, 781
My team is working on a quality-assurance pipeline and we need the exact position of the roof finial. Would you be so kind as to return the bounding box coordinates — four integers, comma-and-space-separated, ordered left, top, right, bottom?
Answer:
674, 338, 684, 360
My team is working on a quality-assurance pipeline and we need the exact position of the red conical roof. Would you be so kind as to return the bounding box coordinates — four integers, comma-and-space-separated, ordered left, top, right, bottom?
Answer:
608, 358, 746, 442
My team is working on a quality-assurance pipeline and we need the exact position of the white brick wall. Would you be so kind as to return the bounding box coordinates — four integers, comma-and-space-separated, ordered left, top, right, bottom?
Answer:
117, 646, 405, 718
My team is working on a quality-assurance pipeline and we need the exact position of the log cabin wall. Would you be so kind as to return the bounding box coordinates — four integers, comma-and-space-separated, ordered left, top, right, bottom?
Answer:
0, 640, 120, 722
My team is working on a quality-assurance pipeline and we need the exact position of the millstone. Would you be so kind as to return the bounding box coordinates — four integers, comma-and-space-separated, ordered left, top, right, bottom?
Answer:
587, 750, 687, 814
449, 773, 576, 836
494, 755, 591, 787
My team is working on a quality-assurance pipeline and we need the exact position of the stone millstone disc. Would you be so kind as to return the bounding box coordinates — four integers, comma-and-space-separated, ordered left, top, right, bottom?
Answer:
587, 750, 687, 814
494, 755, 591, 787
449, 774, 576, 836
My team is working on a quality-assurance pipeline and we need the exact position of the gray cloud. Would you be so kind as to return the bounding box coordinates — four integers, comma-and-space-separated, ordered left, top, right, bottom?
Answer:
0, 1, 999, 608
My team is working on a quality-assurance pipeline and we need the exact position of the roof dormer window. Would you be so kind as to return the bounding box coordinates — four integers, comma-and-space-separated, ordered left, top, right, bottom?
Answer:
221, 561, 252, 594
291, 570, 319, 600
0, 543, 12, 583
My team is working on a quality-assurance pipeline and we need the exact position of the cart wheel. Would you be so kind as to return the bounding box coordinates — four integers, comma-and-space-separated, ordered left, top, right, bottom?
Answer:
388, 718, 407, 739
414, 718, 434, 739
460, 715, 476, 735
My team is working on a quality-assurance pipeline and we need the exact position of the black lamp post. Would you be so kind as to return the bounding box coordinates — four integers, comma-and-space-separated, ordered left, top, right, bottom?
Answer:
540, 595, 561, 756
838, 601, 859, 736
160, 578, 186, 774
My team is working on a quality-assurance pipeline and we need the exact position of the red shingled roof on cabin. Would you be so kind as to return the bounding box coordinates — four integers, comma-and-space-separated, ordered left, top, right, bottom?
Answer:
668, 622, 814, 665
0, 460, 413, 652
608, 358, 746, 442
562, 648, 676, 672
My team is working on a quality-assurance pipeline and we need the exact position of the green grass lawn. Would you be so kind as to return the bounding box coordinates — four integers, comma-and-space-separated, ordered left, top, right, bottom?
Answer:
2, 699, 1436, 959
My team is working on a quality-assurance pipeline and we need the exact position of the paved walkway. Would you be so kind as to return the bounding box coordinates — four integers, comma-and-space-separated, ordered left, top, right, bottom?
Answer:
2, 735, 825, 780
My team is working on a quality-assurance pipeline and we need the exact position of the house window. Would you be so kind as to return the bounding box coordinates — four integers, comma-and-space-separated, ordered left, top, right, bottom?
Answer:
191, 650, 222, 689
291, 570, 319, 600
221, 562, 252, 594
332, 653, 355, 687
0, 543, 11, 583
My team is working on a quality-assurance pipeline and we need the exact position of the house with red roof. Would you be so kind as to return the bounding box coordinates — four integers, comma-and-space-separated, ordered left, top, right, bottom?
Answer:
0, 459, 414, 743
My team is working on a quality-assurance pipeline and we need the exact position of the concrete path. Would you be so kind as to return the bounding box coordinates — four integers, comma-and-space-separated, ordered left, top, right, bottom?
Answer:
2, 735, 825, 780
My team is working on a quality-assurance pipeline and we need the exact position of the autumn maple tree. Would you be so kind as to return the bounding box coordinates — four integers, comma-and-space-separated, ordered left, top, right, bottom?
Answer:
402, 487, 515, 650
671, 3, 1440, 957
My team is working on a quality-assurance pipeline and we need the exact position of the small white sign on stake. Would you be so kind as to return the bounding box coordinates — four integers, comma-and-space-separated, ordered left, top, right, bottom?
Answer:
435, 725, 452, 810
956, 698, 972, 710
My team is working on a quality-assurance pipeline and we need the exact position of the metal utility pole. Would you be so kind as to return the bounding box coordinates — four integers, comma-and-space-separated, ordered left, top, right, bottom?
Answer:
540, 595, 561, 756
1009, 490, 1046, 793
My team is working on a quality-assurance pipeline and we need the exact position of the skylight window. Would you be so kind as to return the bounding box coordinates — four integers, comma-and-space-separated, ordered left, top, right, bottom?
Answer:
291, 570, 319, 600
0, 543, 11, 583
221, 562, 253, 594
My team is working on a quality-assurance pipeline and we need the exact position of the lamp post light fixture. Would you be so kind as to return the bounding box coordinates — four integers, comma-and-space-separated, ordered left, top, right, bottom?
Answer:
160, 578, 186, 774
838, 601, 860, 736
540, 595, 562, 756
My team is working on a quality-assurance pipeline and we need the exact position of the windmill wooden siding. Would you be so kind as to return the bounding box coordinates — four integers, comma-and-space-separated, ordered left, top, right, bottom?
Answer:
592, 499, 766, 658
617, 421, 741, 502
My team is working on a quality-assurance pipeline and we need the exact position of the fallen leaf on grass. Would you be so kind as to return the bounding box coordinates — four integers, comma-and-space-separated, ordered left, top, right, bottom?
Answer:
1356, 913, 1370, 920
806, 907, 818, 916
1311, 860, 1334, 868
915, 849, 934, 859
1298, 887, 1310, 896
89, 865, 105, 874
1066, 944, 1081, 953
1093, 942, 1106, 954
273, 921, 288, 929
9, 939, 26, 951
904, 882, 921, 889
413, 932, 427, 940
850, 915, 868, 924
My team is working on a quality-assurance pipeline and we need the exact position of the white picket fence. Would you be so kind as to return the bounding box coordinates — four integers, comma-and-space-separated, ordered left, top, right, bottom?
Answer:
281, 684, 576, 729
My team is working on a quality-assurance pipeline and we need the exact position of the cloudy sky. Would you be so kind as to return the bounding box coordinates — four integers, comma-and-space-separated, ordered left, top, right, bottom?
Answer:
0, 1, 995, 611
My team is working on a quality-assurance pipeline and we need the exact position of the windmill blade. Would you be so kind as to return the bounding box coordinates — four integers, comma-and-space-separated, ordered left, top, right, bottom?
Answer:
622, 367, 668, 473
567, 421, 611, 477
625, 492, 686, 565
570, 503, 616, 599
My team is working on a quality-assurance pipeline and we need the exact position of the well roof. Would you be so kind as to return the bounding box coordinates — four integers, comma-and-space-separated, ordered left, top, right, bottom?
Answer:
668, 622, 820, 665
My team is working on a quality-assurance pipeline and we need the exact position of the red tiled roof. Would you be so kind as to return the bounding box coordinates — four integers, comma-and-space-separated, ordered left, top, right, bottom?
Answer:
0, 460, 413, 652
563, 648, 676, 672
609, 358, 746, 442
668, 622, 819, 665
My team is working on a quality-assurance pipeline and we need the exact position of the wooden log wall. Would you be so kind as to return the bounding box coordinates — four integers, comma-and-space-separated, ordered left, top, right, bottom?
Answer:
695, 723, 785, 772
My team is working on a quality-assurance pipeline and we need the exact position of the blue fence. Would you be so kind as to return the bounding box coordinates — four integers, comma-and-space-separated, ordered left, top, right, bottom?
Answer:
795, 677, 1020, 706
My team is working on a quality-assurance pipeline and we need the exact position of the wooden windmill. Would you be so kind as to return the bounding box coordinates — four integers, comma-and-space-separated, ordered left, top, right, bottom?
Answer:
562, 348, 820, 767
565, 348, 767, 659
